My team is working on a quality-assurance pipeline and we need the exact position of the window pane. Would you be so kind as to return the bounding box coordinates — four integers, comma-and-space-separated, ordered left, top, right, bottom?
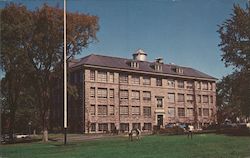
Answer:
187, 108, 194, 116
110, 89, 114, 98
168, 107, 175, 117
177, 80, 184, 88
90, 70, 95, 81
90, 87, 95, 98
167, 79, 175, 87
178, 94, 184, 102
143, 91, 151, 101
98, 71, 107, 82
132, 90, 140, 100
97, 88, 107, 98
203, 95, 209, 103
143, 123, 152, 130
203, 108, 209, 116
109, 105, 114, 115
143, 107, 151, 116
178, 108, 185, 117
168, 93, 175, 103
109, 73, 114, 83
119, 74, 128, 83
120, 106, 129, 115
156, 78, 162, 86
143, 77, 151, 85
157, 98, 163, 107
120, 90, 128, 100
132, 106, 140, 115
90, 105, 95, 115
131, 76, 140, 85
98, 105, 107, 115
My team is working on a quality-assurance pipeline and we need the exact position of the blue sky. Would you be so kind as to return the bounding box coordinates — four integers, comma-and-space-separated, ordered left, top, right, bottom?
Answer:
0, 0, 248, 79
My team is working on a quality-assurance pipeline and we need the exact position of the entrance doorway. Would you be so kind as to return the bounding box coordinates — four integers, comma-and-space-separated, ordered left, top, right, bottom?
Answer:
157, 115, 163, 127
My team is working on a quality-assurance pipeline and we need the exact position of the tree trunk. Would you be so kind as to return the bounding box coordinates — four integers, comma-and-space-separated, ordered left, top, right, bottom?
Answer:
42, 109, 49, 142
43, 129, 48, 142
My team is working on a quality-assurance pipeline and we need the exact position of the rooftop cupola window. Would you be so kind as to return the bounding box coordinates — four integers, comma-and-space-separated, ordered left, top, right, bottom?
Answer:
172, 66, 184, 74
130, 61, 139, 68
133, 49, 147, 61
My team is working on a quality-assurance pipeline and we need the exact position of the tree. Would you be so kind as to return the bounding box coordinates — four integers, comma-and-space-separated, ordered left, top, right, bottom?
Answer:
0, 4, 33, 142
217, 3, 250, 118
1, 3, 99, 142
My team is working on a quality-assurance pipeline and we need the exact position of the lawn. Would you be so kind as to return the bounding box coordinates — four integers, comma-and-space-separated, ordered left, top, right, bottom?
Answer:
1, 134, 250, 158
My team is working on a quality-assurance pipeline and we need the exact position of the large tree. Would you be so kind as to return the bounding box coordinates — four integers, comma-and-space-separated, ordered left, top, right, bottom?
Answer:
0, 4, 33, 142
217, 3, 250, 119
1, 3, 99, 142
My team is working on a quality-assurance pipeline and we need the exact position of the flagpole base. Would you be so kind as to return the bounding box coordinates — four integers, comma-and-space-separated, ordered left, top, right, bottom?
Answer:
64, 128, 67, 145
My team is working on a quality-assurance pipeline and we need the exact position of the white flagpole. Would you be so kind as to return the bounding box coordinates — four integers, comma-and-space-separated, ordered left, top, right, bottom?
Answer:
64, 0, 67, 145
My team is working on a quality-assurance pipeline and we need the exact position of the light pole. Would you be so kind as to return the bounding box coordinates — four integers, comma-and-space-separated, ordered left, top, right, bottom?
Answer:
64, 0, 67, 145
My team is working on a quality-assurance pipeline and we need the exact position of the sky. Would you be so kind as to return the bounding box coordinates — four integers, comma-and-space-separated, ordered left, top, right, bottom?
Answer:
0, 0, 248, 80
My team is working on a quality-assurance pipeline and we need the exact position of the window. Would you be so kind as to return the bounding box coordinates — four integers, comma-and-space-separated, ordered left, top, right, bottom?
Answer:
157, 98, 163, 108
156, 78, 162, 86
187, 108, 194, 117
168, 93, 175, 103
132, 123, 141, 130
168, 107, 175, 117
98, 105, 107, 116
131, 61, 139, 68
208, 82, 213, 91
197, 82, 201, 89
177, 80, 184, 88
197, 95, 201, 103
167, 79, 175, 88
109, 105, 114, 115
109, 89, 114, 98
120, 106, 129, 115
120, 90, 128, 100
98, 71, 107, 82
131, 76, 140, 85
178, 108, 185, 117
210, 109, 214, 116
202, 82, 208, 90
97, 88, 107, 98
91, 123, 96, 132
186, 81, 193, 89
143, 123, 152, 130
198, 108, 202, 116
132, 106, 140, 115
210, 96, 213, 103
203, 108, 209, 116
143, 107, 151, 116
131, 90, 140, 100
90, 87, 95, 98
203, 95, 209, 103
187, 94, 194, 104
119, 74, 128, 84
143, 91, 151, 101
177, 94, 184, 102
90, 105, 95, 115
143, 76, 151, 85
90, 70, 95, 81
120, 123, 129, 132
154, 64, 162, 71
98, 123, 108, 131
110, 123, 116, 131
109, 72, 114, 83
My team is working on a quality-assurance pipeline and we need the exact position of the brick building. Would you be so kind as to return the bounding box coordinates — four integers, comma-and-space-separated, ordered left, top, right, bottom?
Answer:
54, 49, 217, 133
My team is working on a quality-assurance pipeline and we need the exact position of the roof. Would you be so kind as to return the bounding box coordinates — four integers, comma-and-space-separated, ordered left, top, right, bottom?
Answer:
70, 54, 217, 80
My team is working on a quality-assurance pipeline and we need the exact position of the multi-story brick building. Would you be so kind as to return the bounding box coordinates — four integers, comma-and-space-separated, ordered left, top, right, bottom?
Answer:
61, 49, 217, 133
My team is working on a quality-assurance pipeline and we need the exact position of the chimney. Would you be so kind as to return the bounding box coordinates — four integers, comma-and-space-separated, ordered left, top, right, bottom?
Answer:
133, 49, 147, 61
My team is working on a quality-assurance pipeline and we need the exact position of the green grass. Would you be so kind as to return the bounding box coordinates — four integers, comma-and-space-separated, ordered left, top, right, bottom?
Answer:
1, 134, 250, 158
